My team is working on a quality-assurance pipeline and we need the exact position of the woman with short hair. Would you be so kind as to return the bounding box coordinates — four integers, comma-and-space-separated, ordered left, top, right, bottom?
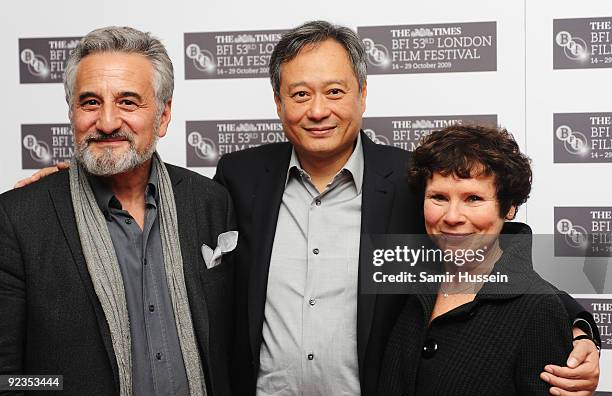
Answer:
378, 124, 574, 395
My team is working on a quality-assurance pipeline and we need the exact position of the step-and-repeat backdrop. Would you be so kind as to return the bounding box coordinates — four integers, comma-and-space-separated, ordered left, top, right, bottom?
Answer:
1, 0, 610, 392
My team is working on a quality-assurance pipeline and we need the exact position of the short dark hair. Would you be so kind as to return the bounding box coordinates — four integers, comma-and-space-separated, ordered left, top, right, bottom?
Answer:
269, 20, 367, 96
408, 123, 532, 218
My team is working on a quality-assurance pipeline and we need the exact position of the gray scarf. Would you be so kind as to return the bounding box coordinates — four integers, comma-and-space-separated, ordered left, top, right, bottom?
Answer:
69, 152, 206, 396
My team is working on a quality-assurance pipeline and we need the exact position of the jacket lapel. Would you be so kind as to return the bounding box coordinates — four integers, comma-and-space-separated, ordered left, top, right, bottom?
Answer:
169, 169, 213, 374
357, 132, 396, 371
248, 144, 292, 362
48, 174, 120, 390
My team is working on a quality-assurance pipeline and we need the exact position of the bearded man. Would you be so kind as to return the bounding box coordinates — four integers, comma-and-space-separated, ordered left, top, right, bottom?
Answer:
0, 26, 235, 396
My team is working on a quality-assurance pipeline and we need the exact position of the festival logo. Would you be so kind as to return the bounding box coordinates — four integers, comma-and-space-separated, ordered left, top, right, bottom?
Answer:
554, 113, 612, 163
361, 115, 497, 151
21, 124, 73, 169
184, 29, 286, 79
357, 22, 496, 74
186, 119, 287, 167
553, 17, 612, 69
575, 298, 612, 349
18, 37, 80, 83
555, 207, 612, 257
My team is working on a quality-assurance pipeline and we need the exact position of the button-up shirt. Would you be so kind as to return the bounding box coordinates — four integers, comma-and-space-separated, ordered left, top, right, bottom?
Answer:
257, 135, 364, 395
89, 167, 189, 396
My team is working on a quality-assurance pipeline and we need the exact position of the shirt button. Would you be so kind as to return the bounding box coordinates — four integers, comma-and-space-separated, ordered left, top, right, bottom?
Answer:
155, 352, 162, 360
125, 218, 133, 225
307, 353, 314, 360
143, 258, 147, 266
149, 304, 155, 312
312, 248, 319, 255
422, 338, 438, 359
315, 199, 321, 206
309, 298, 316, 306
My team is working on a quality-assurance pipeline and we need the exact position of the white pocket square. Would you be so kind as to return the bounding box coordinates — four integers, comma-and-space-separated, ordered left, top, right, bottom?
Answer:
201, 231, 238, 269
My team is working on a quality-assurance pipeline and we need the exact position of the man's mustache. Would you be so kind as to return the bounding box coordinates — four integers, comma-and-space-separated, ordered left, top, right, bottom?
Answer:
84, 131, 134, 144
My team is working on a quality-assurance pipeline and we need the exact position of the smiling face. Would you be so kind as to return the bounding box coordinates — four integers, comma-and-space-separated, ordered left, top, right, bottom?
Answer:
71, 51, 171, 176
274, 39, 367, 168
424, 172, 515, 253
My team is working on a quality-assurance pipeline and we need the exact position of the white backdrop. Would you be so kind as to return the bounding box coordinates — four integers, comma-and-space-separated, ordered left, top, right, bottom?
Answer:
1, 0, 610, 392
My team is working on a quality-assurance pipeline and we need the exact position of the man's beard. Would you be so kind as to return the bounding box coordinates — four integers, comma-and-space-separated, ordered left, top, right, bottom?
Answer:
74, 129, 159, 176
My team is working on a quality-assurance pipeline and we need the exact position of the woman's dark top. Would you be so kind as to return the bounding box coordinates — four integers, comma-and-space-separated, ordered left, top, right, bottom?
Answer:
377, 223, 573, 396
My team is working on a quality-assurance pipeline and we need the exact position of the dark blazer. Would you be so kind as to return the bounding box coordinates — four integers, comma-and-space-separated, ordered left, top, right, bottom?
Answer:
377, 223, 573, 396
215, 132, 424, 395
0, 164, 235, 396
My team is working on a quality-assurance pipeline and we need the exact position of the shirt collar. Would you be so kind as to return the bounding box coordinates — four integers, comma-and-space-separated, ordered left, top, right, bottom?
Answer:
285, 132, 364, 194
88, 165, 159, 218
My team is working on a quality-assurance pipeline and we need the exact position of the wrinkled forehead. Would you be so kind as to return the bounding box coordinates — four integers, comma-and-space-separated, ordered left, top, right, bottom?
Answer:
74, 52, 155, 93
280, 39, 358, 81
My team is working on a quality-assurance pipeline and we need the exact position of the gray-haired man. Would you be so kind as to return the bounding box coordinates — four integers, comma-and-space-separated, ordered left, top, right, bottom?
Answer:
0, 27, 235, 395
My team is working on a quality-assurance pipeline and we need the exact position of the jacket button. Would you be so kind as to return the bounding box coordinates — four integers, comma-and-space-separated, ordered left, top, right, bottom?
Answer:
307, 353, 314, 360
422, 338, 438, 359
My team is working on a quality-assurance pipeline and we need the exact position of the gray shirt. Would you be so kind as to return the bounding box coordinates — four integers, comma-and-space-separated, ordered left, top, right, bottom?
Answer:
89, 168, 189, 396
257, 135, 364, 396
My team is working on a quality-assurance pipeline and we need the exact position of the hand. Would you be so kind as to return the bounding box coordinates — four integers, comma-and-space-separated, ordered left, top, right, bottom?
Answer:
14, 162, 70, 188
540, 332, 599, 396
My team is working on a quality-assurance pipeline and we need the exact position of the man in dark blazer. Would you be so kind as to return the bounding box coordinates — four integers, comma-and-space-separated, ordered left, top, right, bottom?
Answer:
216, 130, 423, 395
215, 21, 600, 395
0, 165, 234, 395
0, 27, 234, 395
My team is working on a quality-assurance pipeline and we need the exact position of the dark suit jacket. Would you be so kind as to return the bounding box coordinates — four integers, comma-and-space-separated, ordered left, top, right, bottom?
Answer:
215, 132, 424, 395
214, 131, 599, 395
0, 164, 235, 396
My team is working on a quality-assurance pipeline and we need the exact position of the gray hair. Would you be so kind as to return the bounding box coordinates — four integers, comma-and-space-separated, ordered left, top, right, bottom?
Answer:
269, 20, 367, 96
64, 26, 174, 112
